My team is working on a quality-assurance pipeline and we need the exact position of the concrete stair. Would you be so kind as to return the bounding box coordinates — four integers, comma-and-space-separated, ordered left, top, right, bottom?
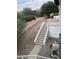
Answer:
34, 22, 48, 45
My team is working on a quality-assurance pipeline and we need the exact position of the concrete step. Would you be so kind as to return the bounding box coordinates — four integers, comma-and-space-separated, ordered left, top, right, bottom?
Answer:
34, 22, 48, 45
36, 40, 44, 42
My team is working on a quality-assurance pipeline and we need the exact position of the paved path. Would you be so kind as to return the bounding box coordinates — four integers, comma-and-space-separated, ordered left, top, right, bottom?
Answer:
17, 17, 48, 55
38, 38, 60, 58
22, 17, 47, 33
17, 22, 41, 55
29, 45, 42, 55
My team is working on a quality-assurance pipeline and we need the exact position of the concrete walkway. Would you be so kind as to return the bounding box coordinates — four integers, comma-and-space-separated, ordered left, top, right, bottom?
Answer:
29, 45, 42, 55
28, 45, 42, 59
17, 17, 48, 55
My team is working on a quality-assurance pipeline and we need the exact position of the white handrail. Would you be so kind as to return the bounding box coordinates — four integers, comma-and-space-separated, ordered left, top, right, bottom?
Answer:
17, 55, 36, 57
43, 23, 48, 46
37, 55, 52, 59
17, 55, 52, 59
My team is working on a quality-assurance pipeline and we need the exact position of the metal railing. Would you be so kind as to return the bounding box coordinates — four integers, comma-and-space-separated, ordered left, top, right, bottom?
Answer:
17, 55, 52, 59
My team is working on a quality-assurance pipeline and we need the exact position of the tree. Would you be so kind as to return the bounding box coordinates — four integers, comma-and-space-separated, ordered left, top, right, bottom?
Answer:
17, 12, 26, 20
23, 8, 35, 16
54, 0, 59, 6
41, 1, 59, 18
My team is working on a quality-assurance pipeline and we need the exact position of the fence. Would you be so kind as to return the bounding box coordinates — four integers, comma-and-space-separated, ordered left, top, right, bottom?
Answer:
17, 55, 52, 59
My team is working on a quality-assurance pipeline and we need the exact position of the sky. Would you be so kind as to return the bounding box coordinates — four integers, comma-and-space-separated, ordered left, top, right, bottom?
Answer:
17, 0, 54, 11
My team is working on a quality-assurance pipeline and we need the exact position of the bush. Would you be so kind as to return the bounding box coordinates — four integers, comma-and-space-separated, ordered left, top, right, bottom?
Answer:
24, 15, 36, 22
17, 11, 36, 39
17, 12, 27, 21
17, 18, 26, 38
53, 13, 59, 16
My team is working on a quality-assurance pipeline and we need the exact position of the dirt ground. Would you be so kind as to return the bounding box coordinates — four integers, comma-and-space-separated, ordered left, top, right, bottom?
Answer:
17, 17, 48, 55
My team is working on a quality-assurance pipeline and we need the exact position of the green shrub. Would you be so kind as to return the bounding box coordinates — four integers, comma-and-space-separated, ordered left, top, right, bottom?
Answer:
17, 11, 36, 39
17, 12, 27, 21
24, 15, 36, 22
53, 13, 59, 16
29, 15, 36, 20
17, 18, 26, 38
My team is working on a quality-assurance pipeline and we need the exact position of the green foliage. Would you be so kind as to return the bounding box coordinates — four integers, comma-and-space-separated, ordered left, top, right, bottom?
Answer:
17, 18, 26, 38
24, 15, 36, 22
23, 8, 35, 16
53, 12, 59, 16
35, 10, 42, 17
41, 1, 59, 18
17, 10, 36, 38
54, 0, 59, 6
17, 12, 26, 21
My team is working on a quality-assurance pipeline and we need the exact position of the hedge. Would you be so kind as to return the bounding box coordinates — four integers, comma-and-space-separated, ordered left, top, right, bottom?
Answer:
24, 15, 36, 22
